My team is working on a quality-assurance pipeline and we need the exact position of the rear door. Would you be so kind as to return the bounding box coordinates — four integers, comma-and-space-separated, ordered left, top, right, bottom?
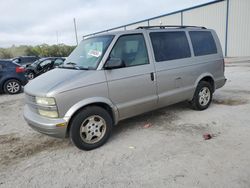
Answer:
38, 59, 53, 74
149, 31, 193, 107
104, 33, 158, 120
0, 62, 5, 81
0, 62, 16, 82
188, 30, 224, 87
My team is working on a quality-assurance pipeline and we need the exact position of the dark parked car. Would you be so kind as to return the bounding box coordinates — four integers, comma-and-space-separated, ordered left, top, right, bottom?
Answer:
0, 60, 28, 94
12, 56, 40, 67
25, 57, 65, 80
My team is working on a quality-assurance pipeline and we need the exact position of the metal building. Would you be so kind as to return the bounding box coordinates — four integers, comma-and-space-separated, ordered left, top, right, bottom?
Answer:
83, 0, 250, 57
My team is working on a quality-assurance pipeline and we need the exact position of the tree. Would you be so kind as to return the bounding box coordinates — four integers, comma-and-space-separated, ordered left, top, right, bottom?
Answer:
0, 44, 76, 59
0, 48, 12, 59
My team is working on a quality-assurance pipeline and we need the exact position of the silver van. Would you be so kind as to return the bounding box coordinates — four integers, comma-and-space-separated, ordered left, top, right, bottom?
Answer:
24, 26, 226, 150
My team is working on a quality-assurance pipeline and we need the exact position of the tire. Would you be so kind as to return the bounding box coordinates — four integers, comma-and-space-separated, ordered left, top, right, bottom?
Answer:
69, 106, 113, 150
26, 71, 35, 80
190, 81, 213, 110
3, 79, 22, 94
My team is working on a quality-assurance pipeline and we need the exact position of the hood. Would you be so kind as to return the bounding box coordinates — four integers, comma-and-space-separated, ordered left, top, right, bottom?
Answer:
24, 68, 106, 97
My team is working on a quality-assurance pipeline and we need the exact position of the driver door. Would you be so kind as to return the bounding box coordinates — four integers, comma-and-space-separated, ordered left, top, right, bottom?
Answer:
38, 59, 52, 74
105, 34, 158, 120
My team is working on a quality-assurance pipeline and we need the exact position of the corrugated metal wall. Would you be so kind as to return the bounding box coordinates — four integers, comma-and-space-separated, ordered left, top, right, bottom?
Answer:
149, 13, 181, 25
125, 21, 148, 30
227, 0, 250, 57
109, 27, 125, 32
84, 0, 250, 57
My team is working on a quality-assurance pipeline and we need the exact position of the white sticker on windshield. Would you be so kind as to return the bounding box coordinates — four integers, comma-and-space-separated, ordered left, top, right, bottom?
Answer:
88, 50, 102, 57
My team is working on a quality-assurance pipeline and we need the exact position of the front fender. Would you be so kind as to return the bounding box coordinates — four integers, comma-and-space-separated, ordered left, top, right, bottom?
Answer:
64, 97, 119, 125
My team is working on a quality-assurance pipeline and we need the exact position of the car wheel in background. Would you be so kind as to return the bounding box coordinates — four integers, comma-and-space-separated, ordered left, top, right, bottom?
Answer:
70, 106, 113, 150
26, 71, 35, 80
3, 79, 22, 94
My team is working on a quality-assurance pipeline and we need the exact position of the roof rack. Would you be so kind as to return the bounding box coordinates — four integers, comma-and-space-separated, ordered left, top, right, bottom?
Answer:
136, 25, 207, 29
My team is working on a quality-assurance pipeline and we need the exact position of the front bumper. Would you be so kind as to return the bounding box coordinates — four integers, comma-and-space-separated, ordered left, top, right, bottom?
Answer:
23, 105, 68, 138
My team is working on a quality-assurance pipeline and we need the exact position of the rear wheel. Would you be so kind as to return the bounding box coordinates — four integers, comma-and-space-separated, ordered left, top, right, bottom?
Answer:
69, 106, 113, 150
190, 81, 213, 110
26, 71, 35, 80
3, 79, 21, 94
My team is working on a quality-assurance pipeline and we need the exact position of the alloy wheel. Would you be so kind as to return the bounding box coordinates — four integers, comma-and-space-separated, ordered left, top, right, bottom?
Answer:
198, 87, 211, 106
79, 115, 107, 144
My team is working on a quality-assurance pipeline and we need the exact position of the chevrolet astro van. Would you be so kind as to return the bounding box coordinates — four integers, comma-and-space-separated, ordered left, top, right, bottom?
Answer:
24, 26, 226, 150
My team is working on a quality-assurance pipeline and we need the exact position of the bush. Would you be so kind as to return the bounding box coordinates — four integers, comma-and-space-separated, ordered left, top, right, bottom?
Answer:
0, 44, 75, 59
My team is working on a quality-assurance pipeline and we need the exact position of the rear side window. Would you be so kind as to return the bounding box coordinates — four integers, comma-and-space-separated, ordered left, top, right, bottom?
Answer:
189, 31, 217, 56
150, 31, 191, 62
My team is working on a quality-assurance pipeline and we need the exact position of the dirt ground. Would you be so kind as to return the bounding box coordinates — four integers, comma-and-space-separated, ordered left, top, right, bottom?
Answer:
0, 61, 250, 188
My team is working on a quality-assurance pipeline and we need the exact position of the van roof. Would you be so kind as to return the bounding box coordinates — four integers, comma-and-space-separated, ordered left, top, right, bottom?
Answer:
83, 25, 209, 39
136, 25, 207, 29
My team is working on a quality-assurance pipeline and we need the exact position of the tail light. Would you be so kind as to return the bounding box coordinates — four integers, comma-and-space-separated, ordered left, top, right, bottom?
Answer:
16, 66, 25, 73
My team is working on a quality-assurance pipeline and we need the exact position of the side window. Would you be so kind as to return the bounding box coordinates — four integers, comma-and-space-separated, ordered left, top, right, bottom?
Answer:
40, 60, 52, 67
26, 58, 32, 63
28, 57, 35, 63
150, 31, 191, 62
109, 34, 149, 67
189, 31, 217, 56
54, 59, 64, 66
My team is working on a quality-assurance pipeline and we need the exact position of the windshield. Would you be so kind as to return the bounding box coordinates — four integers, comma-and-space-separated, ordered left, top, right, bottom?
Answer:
63, 35, 114, 70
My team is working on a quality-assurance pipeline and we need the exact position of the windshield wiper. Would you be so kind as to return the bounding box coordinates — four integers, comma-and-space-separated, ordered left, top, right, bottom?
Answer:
78, 67, 89, 70
58, 63, 89, 70
66, 62, 77, 65
65, 62, 89, 70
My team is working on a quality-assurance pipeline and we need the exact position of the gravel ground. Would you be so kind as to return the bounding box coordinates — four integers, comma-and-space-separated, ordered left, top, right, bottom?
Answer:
0, 61, 250, 188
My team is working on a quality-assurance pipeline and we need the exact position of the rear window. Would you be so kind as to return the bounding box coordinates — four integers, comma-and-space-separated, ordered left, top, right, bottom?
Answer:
189, 31, 217, 56
0, 61, 16, 68
150, 31, 191, 62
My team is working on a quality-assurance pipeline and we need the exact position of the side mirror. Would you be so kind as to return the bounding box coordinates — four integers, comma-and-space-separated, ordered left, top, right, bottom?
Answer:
104, 58, 125, 69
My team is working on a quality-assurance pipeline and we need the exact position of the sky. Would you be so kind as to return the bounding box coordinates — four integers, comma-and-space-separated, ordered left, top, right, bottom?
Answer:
0, 0, 214, 47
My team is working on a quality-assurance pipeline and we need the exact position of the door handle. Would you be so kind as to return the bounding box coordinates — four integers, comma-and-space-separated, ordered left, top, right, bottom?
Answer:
150, 72, 154, 81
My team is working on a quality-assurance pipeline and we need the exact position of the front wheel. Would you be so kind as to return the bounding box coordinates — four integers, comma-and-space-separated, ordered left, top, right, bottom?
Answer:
69, 106, 113, 150
190, 81, 213, 110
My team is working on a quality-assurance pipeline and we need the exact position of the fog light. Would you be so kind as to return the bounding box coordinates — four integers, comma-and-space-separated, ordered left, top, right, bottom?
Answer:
38, 109, 58, 118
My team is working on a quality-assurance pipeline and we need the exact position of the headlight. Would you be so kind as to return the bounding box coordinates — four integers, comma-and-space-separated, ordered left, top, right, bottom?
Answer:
38, 109, 58, 118
35, 97, 58, 118
36, 97, 56, 105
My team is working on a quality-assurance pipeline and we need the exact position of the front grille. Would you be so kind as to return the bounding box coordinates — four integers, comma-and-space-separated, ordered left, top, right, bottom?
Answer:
25, 94, 36, 104
25, 94, 39, 113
